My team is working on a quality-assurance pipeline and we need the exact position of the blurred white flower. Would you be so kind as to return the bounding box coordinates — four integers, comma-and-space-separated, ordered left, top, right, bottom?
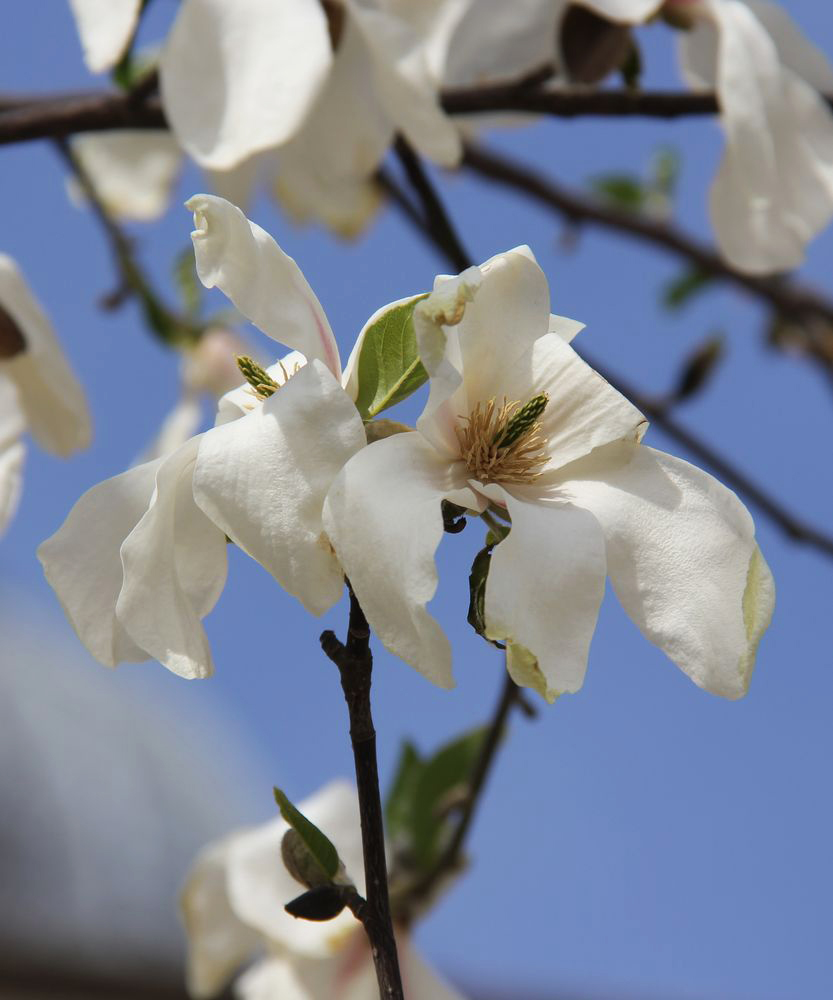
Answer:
38, 197, 366, 679
181, 781, 466, 1000
324, 246, 774, 701
0, 255, 91, 537
68, 0, 142, 73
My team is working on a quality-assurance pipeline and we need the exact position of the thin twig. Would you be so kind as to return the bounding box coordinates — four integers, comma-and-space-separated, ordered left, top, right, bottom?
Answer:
320, 589, 403, 1000
53, 137, 201, 346
390, 138, 833, 563
393, 136, 472, 273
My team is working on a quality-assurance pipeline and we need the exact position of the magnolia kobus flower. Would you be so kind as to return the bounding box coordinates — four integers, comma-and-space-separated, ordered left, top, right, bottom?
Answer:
0, 255, 90, 537
38, 196, 368, 678
182, 781, 466, 1000
443, 0, 833, 275
324, 246, 775, 702
68, 0, 467, 235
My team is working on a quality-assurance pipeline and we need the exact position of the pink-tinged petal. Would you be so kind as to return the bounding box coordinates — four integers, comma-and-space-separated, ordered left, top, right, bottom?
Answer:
160, 0, 332, 169
557, 442, 775, 698
117, 436, 228, 680
324, 433, 476, 689
0, 255, 91, 456
38, 459, 160, 666
188, 195, 341, 378
484, 488, 606, 701
193, 362, 365, 616
68, 0, 141, 73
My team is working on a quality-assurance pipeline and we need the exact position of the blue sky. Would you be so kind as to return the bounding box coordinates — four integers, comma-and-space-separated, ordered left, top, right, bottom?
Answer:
2, 3, 833, 998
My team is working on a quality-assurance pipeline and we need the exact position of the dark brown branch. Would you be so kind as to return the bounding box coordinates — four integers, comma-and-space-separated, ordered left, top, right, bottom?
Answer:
320, 589, 403, 1000
461, 142, 833, 369
0, 91, 165, 145
586, 357, 833, 559
393, 136, 472, 273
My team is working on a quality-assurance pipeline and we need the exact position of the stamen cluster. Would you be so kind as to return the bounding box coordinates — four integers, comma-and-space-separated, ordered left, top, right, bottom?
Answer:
457, 393, 550, 484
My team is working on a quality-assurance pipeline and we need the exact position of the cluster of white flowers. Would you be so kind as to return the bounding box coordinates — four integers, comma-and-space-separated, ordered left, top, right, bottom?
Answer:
38, 195, 774, 701
67, 0, 833, 272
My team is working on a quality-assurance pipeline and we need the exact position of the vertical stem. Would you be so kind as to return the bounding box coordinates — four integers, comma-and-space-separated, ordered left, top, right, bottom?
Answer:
321, 590, 403, 1000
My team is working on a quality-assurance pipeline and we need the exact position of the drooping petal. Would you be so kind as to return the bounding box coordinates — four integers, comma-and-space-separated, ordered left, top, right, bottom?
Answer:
236, 957, 341, 1000
160, 0, 332, 170
37, 459, 160, 666
68, 132, 182, 221
740, 0, 833, 91
116, 435, 228, 679
226, 782, 364, 956
193, 362, 365, 616
188, 195, 341, 378
557, 442, 775, 698
68, 0, 141, 73
181, 835, 262, 999
549, 313, 585, 343
324, 432, 476, 689
138, 392, 203, 463
348, 3, 462, 167
0, 414, 24, 538
483, 489, 606, 702
0, 255, 91, 455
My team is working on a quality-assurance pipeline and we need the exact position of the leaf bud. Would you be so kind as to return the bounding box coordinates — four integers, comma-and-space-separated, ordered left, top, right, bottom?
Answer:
560, 4, 634, 85
284, 884, 348, 922
281, 828, 334, 890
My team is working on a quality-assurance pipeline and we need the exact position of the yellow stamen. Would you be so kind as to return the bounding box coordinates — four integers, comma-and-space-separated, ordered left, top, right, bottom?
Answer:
457, 395, 550, 485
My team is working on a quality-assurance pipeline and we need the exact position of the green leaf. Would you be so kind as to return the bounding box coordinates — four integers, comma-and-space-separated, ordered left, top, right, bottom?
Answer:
467, 521, 509, 644
589, 174, 647, 213
410, 728, 489, 868
662, 266, 713, 311
385, 741, 423, 842
620, 41, 642, 90
173, 245, 202, 319
353, 294, 429, 420
273, 788, 339, 880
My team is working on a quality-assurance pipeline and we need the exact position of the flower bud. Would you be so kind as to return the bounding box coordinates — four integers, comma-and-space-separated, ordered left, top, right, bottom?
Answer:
560, 4, 634, 84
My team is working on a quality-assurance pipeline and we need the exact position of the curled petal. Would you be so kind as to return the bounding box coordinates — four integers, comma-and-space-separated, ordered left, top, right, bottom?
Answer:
181, 836, 262, 999
0, 433, 24, 538
558, 443, 775, 698
160, 0, 332, 169
187, 195, 341, 378
483, 489, 607, 701
117, 436, 228, 679
324, 432, 476, 689
734, 0, 833, 91
0, 255, 91, 456
37, 460, 160, 666
68, 0, 141, 73
193, 362, 365, 616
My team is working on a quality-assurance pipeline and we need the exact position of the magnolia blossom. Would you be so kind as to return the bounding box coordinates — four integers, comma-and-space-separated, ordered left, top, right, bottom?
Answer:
324, 247, 775, 701
68, 0, 142, 73
182, 781, 466, 1000
0, 255, 90, 537
39, 196, 367, 678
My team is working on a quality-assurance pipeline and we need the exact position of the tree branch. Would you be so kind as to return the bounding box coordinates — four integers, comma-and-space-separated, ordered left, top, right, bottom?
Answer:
320, 588, 404, 1000
461, 142, 833, 374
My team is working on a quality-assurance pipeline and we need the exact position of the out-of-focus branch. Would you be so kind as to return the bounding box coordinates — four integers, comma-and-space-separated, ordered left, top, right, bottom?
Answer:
461, 142, 833, 374
0, 90, 165, 144
391, 139, 833, 563
53, 137, 200, 346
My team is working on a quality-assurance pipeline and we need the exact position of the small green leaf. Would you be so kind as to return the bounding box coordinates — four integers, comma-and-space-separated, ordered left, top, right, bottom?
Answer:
410, 728, 489, 867
385, 741, 423, 842
467, 544, 493, 641
671, 334, 724, 403
620, 41, 642, 90
662, 266, 713, 311
650, 147, 680, 199
173, 245, 202, 319
353, 294, 429, 420
589, 174, 647, 213
274, 788, 339, 880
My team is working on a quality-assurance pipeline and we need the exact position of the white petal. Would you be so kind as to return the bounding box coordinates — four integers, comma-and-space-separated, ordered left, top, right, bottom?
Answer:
160, 0, 332, 169
68, 132, 182, 222
0, 255, 91, 455
37, 460, 160, 666
741, 0, 833, 91
324, 433, 475, 689
68, 0, 141, 73
181, 835, 261, 999
0, 438, 24, 538
557, 443, 775, 698
187, 195, 341, 378
138, 392, 203, 464
236, 957, 337, 1000
214, 351, 306, 426
348, 3, 462, 167
399, 936, 469, 1000
193, 362, 365, 616
577, 0, 661, 23
205, 152, 265, 214
226, 781, 364, 956
483, 489, 606, 701
549, 313, 585, 343
117, 436, 228, 679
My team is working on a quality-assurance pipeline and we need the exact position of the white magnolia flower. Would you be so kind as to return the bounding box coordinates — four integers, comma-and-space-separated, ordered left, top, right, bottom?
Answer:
323, 247, 775, 701
39, 196, 367, 679
182, 781, 466, 1000
0, 255, 91, 537
69, 0, 142, 73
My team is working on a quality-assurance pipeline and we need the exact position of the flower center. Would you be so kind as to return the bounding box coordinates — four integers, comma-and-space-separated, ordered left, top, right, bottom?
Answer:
457, 393, 550, 485
236, 355, 300, 402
